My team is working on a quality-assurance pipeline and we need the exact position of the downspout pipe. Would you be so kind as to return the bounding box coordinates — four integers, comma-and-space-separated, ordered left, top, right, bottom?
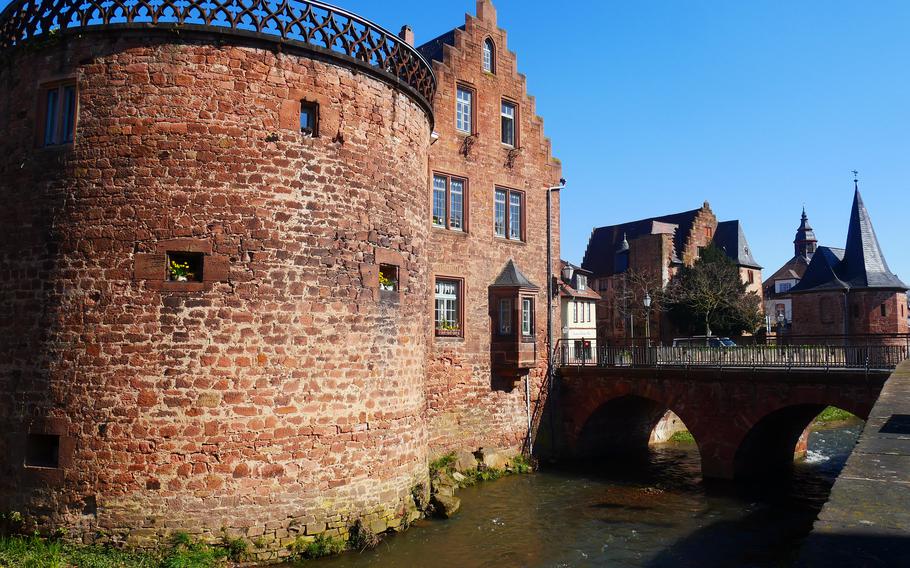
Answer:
541, 179, 566, 456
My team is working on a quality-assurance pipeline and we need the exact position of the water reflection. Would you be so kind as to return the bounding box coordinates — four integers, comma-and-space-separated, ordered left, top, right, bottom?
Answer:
301, 420, 862, 568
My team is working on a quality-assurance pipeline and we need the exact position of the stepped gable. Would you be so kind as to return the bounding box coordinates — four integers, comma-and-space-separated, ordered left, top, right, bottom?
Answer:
416, 1, 559, 169
713, 220, 762, 269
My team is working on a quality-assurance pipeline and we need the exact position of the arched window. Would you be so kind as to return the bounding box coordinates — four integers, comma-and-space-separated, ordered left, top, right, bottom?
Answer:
483, 38, 495, 74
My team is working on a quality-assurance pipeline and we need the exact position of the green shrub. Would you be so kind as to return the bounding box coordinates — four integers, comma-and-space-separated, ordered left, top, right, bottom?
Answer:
289, 534, 346, 560
669, 430, 695, 443
510, 454, 533, 474
429, 452, 457, 476
815, 407, 856, 423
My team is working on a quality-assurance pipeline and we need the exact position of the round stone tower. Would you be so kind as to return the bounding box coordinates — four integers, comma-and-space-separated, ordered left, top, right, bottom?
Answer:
0, 0, 436, 557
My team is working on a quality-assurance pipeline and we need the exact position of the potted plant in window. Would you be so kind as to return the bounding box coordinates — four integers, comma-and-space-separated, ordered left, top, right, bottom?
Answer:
379, 272, 397, 292
169, 260, 194, 282
436, 320, 461, 337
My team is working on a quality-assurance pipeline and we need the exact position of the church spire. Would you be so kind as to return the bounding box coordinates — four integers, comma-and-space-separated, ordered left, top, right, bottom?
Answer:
794, 207, 817, 260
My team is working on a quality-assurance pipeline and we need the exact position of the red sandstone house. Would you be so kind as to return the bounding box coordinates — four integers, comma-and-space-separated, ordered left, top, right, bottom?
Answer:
581, 202, 763, 345
0, 0, 559, 559
787, 186, 908, 338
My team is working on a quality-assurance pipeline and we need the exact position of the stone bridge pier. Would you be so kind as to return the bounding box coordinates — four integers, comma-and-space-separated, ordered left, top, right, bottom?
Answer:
548, 367, 889, 479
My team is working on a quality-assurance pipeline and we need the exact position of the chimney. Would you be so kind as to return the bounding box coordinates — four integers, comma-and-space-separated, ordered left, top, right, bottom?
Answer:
476, 1, 497, 25
399, 25, 414, 46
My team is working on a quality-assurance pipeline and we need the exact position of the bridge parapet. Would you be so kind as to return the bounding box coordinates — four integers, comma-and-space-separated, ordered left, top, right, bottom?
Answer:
555, 340, 909, 372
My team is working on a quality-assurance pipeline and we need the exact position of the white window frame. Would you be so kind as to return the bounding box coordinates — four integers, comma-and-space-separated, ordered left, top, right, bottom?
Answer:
482, 39, 495, 73
501, 100, 516, 147
522, 298, 533, 336
435, 279, 461, 335
456, 86, 473, 134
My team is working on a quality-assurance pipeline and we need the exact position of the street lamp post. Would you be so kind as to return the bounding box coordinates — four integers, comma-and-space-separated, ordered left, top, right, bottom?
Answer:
644, 292, 652, 347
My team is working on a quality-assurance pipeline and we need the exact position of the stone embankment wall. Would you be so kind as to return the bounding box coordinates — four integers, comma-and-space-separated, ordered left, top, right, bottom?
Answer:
0, 32, 431, 561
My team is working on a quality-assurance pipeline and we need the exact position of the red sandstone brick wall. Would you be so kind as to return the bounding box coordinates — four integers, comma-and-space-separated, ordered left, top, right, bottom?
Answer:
792, 290, 908, 336
424, 2, 562, 455
0, 33, 431, 559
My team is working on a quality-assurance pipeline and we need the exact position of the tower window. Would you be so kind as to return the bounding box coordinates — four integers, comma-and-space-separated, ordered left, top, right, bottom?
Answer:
880, 303, 887, 317
26, 434, 60, 469
300, 101, 319, 136
40, 81, 76, 147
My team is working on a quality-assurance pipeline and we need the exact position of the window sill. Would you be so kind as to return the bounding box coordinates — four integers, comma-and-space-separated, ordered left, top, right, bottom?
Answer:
160, 281, 208, 293
433, 226, 469, 237
494, 236, 526, 245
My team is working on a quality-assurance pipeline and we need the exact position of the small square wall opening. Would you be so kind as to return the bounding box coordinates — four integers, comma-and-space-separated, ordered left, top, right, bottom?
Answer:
167, 251, 204, 282
26, 434, 60, 469
379, 264, 399, 292
300, 101, 319, 137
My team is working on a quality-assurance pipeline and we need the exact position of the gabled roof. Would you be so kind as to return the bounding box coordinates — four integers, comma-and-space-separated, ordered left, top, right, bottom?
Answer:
416, 26, 464, 63
790, 190, 907, 293
491, 259, 539, 289
714, 220, 762, 269
763, 255, 811, 288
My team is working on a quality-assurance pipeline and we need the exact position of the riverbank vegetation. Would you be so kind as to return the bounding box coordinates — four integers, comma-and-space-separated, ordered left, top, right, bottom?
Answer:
814, 406, 856, 423
669, 430, 696, 443
0, 531, 247, 568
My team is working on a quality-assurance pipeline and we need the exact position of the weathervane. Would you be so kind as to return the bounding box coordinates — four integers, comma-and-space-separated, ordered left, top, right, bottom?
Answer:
852, 170, 859, 190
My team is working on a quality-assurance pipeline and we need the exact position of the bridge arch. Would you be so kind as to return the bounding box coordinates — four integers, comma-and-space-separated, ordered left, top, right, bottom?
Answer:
733, 402, 868, 479
571, 393, 704, 460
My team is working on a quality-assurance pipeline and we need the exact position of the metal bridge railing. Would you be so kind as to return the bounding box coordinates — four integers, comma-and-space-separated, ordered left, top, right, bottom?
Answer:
554, 340, 909, 371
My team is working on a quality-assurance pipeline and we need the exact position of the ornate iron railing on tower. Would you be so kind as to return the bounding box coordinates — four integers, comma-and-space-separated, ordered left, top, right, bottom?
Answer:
0, 0, 437, 109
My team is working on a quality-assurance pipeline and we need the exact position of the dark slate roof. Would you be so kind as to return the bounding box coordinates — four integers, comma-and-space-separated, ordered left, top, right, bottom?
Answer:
713, 221, 762, 269
491, 259, 539, 289
581, 208, 700, 277
416, 26, 464, 63
839, 190, 907, 289
790, 247, 847, 292
794, 207, 817, 258
790, 190, 907, 293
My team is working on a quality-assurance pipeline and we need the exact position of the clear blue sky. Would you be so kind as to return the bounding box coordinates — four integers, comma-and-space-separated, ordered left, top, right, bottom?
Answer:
7, 0, 907, 281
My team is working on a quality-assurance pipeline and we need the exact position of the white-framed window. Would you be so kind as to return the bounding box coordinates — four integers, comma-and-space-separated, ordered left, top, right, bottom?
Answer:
509, 191, 522, 240
499, 298, 512, 335
435, 278, 462, 336
577, 275, 587, 291
776, 281, 793, 294
494, 189, 507, 238
501, 100, 516, 146
522, 298, 534, 336
495, 187, 524, 241
432, 174, 466, 231
482, 38, 495, 73
573, 301, 578, 323
456, 86, 473, 133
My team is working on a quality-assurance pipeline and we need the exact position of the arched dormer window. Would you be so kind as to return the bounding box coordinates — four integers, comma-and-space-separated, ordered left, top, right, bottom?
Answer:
483, 38, 495, 74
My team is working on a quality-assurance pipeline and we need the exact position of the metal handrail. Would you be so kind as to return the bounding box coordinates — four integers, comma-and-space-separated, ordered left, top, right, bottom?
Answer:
553, 339, 908, 371
0, 0, 437, 108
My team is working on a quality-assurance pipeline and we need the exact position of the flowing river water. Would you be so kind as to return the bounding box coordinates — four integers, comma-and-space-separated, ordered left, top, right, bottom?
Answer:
299, 419, 863, 568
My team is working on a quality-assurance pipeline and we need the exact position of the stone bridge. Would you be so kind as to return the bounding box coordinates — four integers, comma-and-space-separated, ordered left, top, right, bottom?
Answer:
549, 366, 892, 479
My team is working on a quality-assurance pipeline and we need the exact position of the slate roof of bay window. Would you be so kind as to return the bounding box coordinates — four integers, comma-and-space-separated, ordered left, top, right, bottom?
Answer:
491, 259, 539, 289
